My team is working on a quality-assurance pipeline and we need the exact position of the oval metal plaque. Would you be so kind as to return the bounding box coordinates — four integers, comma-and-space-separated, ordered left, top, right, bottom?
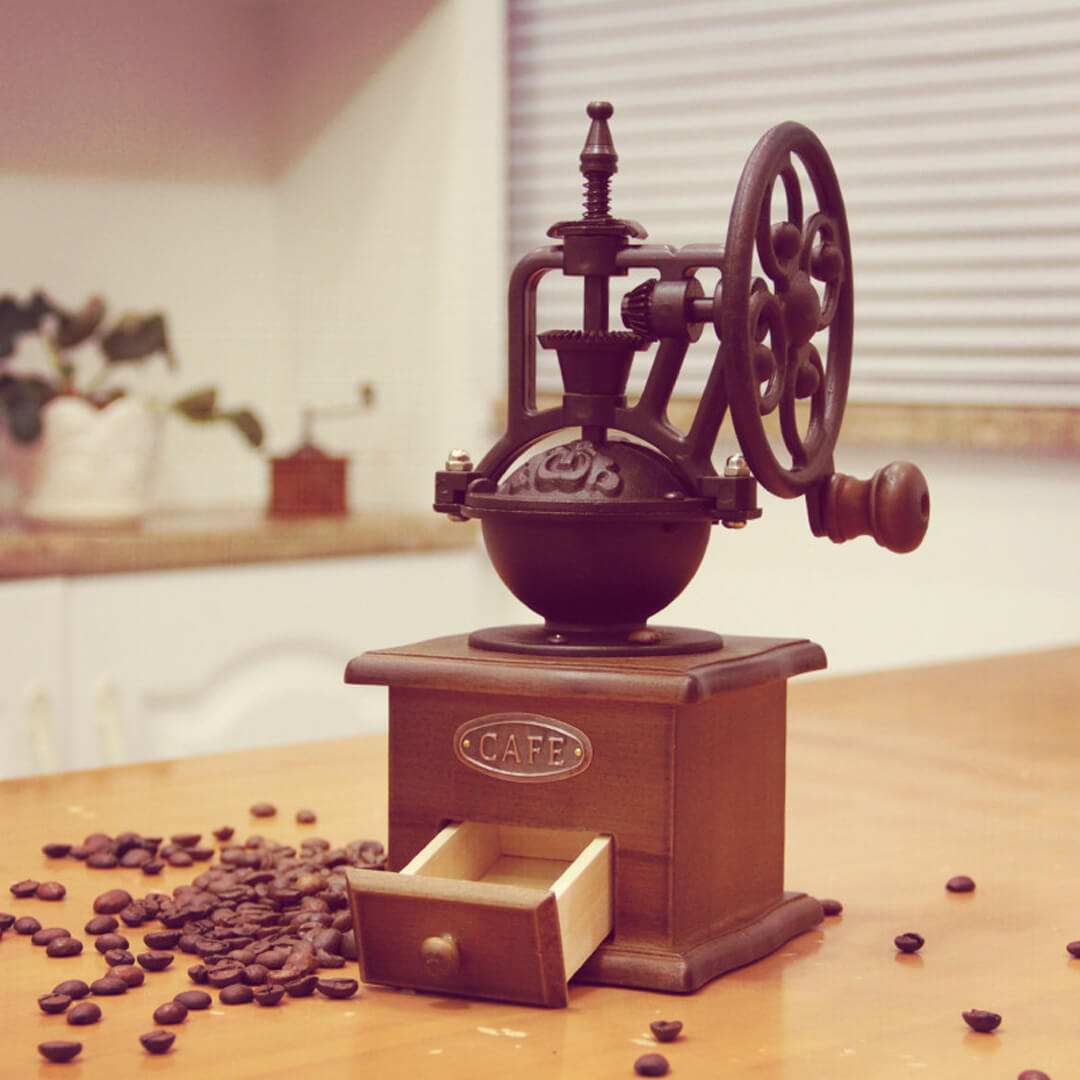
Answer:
453, 713, 592, 783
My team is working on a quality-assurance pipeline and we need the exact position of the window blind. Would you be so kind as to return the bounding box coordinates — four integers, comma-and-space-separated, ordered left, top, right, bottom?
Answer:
508, 0, 1080, 406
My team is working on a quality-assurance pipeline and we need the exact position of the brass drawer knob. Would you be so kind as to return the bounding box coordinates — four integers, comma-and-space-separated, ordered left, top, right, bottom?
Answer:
420, 934, 460, 978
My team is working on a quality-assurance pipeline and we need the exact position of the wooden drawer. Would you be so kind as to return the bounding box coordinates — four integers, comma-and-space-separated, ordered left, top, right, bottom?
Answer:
345, 822, 612, 1007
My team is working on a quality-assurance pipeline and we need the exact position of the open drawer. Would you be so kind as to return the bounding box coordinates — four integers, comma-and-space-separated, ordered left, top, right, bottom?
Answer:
344, 822, 612, 1007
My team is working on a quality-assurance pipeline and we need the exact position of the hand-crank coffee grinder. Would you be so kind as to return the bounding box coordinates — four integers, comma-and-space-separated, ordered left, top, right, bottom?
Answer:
344, 103, 929, 1007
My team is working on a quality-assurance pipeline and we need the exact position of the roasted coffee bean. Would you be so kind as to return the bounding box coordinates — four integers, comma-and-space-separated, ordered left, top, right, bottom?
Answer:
316, 950, 346, 969
9, 878, 39, 897
90, 975, 128, 996
68, 844, 94, 860
296, 809, 317, 824
32, 926, 72, 946
85, 915, 120, 935
242, 964, 269, 986
94, 889, 133, 914
47, 937, 85, 958
105, 948, 135, 966
53, 979, 90, 1000
820, 898, 843, 916
649, 1020, 683, 1043
250, 801, 277, 818
141, 859, 166, 875
37, 1040, 82, 1063
283, 974, 318, 997
207, 966, 245, 989
36, 881, 67, 901
188, 847, 215, 862
1017, 1070, 1051, 1079
947, 875, 976, 893
1066, 940, 1080, 958
316, 977, 359, 1000
14, 915, 42, 934
340, 930, 358, 961
110, 964, 146, 988
167, 849, 194, 868
634, 1053, 670, 1077
95, 932, 130, 953
0, 913, 14, 931
187, 964, 209, 984
143, 929, 181, 950
962, 1009, 1001, 1033
139, 1029, 176, 1055
67, 1001, 102, 1026
152, 1000, 188, 1025
894, 932, 925, 954
137, 950, 175, 972
41, 842, 73, 858
171, 833, 202, 848
83, 832, 113, 850
120, 847, 153, 868
220, 983, 255, 1005
87, 851, 119, 868
259, 948, 288, 969
212, 826, 235, 842
252, 984, 285, 1006
38, 993, 73, 1014
174, 989, 212, 1011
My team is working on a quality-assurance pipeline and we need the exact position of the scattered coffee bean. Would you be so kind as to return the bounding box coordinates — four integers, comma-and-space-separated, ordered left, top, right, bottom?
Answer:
84, 915, 119, 935
962, 1009, 1001, 1033
207, 964, 245, 989
47, 936, 84, 958
104, 948, 135, 967
1066, 941, 1080, 958
137, 950, 175, 971
66, 1001, 102, 1026
171, 833, 201, 848
894, 932, 925, 954
253, 984, 285, 1006
53, 979, 90, 1000
283, 974, 318, 997
42, 842, 73, 858
0, 913, 14, 931
242, 963, 270, 986
316, 977, 359, 1000
120, 847, 153, 868
187, 964, 209, 984
250, 802, 277, 818
139, 1029, 176, 1055
220, 983, 255, 1005
143, 929, 181, 950
14, 915, 41, 934
32, 926, 72, 947
86, 851, 119, 869
93, 888, 133, 914
946, 875, 976, 893
94, 932, 130, 953
152, 1000, 189, 1025
37, 1040, 82, 1063
188, 847, 215, 862
90, 975, 129, 996
820, 898, 843, 916
634, 1053, 670, 1076
1017, 1071, 1051, 1080
36, 881, 67, 901
649, 1020, 682, 1043
296, 809, 317, 824
167, 849, 194, 867
110, 964, 146, 988
9, 878, 39, 898
141, 859, 166, 875
38, 993, 73, 1014
174, 989, 212, 1011
212, 826, 235, 842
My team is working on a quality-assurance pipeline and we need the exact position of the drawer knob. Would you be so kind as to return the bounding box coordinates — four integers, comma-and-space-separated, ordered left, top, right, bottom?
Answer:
420, 934, 460, 978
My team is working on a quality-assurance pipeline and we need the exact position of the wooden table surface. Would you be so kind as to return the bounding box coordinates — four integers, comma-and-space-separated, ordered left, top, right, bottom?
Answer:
1, 644, 1077, 1079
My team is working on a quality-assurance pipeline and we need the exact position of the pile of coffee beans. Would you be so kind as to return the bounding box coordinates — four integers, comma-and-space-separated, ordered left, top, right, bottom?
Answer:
11, 815, 382, 1063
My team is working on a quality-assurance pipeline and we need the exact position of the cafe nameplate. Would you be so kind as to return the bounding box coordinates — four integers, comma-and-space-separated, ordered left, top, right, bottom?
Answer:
453, 713, 592, 783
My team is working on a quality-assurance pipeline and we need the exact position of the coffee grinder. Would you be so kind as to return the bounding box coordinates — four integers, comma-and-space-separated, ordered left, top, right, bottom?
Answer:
344, 103, 929, 1007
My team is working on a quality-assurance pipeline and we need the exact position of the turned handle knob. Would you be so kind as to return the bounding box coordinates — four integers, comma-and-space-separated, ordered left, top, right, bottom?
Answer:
420, 934, 460, 978
822, 461, 929, 553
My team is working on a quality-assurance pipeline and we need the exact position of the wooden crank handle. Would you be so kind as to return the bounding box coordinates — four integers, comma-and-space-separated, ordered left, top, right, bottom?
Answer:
817, 461, 929, 553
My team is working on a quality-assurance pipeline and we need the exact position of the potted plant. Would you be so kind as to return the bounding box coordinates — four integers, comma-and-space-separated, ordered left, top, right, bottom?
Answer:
0, 291, 263, 523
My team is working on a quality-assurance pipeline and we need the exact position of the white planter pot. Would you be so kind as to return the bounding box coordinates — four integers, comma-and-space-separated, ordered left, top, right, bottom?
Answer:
19, 396, 162, 525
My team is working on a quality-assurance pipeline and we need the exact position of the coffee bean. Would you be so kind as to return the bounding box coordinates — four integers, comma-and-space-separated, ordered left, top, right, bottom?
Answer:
67, 1001, 102, 1026
53, 979, 90, 1000
110, 964, 146, 988
340, 930, 358, 961
634, 1053, 670, 1076
187, 964, 209, 984
220, 983, 255, 1005
36, 881, 67, 901
84, 915, 119, 935
649, 1020, 683, 1043
41, 842, 73, 858
947, 875, 976, 893
47, 937, 84, 958
1066, 941, 1080, 958
139, 1029, 176, 1055
32, 926, 72, 946
120, 847, 153, 868
296, 809, 317, 824
188, 847, 214, 862
242, 963, 269, 986
13, 915, 41, 934
94, 933, 130, 953
90, 975, 129, 996
894, 932, 925, 954
252, 985, 285, 1006
174, 989, 212, 1011
1017, 1071, 1051, 1080
87, 851, 119, 868
153, 1000, 188, 1025
105, 948, 135, 967
37, 1040, 82, 1063
207, 964, 245, 989
9, 878, 39, 898
962, 1009, 1001, 1033
250, 802, 277, 818
137, 950, 175, 972
171, 833, 202, 848
39, 993, 73, 1014
0, 913, 14, 931
316, 978, 359, 1000
283, 974, 318, 997
820, 898, 843, 916
141, 859, 166, 875
212, 826, 235, 842
94, 889, 133, 914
